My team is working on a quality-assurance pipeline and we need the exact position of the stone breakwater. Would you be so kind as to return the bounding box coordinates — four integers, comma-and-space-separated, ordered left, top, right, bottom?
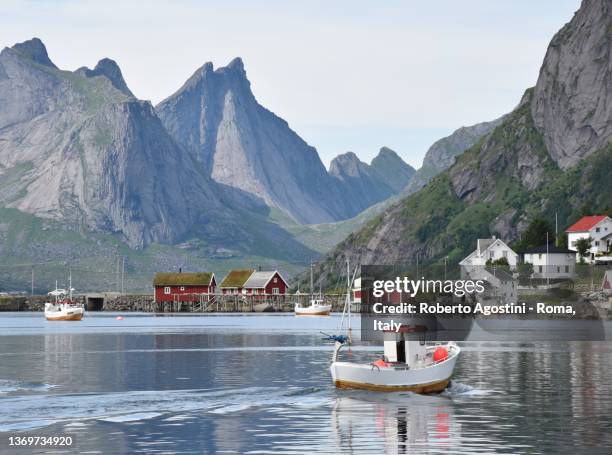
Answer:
0, 294, 347, 313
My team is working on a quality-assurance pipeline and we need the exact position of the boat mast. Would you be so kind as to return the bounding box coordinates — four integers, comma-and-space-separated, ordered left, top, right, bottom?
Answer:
310, 260, 314, 302
69, 269, 72, 301
347, 258, 352, 341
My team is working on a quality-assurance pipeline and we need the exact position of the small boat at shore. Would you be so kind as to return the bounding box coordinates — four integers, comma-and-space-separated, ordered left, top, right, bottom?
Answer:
295, 263, 331, 316
295, 298, 331, 316
44, 278, 84, 321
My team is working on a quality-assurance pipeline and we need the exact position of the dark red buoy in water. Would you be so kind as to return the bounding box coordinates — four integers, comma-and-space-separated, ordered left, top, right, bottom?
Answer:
433, 347, 448, 362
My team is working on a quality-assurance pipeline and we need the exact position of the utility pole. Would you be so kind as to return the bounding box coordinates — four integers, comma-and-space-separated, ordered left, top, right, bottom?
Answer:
555, 212, 558, 246
444, 256, 448, 281
116, 257, 120, 293
121, 257, 125, 295
546, 231, 549, 286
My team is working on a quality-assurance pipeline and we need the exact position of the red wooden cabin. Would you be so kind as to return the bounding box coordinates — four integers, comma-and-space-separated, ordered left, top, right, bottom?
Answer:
153, 272, 216, 303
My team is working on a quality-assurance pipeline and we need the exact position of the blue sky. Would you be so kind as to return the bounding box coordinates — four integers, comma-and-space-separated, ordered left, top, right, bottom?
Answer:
1, 0, 581, 168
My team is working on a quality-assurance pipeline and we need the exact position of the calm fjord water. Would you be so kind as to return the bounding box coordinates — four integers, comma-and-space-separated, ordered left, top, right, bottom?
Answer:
0, 313, 611, 454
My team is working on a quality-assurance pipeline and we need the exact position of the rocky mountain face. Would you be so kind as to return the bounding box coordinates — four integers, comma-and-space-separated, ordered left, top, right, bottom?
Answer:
156, 61, 413, 224
75, 58, 134, 97
369, 147, 416, 192
156, 59, 345, 224
405, 117, 503, 194
0, 40, 210, 248
531, 0, 611, 169
0, 37, 411, 263
0, 38, 300, 254
312, 0, 612, 286
329, 148, 415, 208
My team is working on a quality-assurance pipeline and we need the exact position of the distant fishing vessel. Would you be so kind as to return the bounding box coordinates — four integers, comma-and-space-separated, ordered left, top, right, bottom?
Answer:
327, 261, 460, 392
295, 263, 331, 316
294, 297, 331, 316
44, 275, 84, 321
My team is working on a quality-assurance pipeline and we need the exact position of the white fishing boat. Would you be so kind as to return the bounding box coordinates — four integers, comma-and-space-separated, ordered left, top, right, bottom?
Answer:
327, 261, 460, 393
295, 263, 331, 316
295, 298, 332, 316
330, 328, 460, 392
44, 277, 84, 321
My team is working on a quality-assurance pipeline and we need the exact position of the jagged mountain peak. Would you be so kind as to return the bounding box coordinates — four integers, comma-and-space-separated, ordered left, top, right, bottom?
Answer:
369, 147, 416, 193
199, 61, 214, 73
329, 152, 367, 178
374, 146, 400, 161
10, 37, 57, 68
214, 57, 250, 86
75, 57, 134, 97
225, 56, 245, 71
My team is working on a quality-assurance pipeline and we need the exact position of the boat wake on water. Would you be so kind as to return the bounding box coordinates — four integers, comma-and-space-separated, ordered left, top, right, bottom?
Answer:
0, 379, 57, 395
441, 381, 497, 397
0, 386, 332, 432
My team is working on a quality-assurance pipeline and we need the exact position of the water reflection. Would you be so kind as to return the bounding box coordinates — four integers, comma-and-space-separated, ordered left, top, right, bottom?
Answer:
1, 316, 612, 454
332, 393, 458, 454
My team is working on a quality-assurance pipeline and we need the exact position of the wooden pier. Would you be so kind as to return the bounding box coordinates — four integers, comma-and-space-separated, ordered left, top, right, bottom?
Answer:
99, 292, 351, 313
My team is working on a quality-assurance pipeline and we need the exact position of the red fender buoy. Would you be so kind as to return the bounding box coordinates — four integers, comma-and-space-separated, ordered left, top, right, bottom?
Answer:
433, 347, 448, 362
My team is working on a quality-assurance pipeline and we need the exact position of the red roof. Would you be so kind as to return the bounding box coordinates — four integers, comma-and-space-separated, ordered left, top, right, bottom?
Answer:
565, 215, 608, 233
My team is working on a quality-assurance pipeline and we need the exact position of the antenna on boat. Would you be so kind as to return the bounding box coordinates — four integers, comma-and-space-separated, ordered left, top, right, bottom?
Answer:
339, 258, 358, 343
310, 259, 314, 302
347, 258, 352, 342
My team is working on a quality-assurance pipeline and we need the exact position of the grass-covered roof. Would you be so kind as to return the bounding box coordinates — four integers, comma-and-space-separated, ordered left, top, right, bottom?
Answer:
153, 272, 214, 286
219, 269, 255, 288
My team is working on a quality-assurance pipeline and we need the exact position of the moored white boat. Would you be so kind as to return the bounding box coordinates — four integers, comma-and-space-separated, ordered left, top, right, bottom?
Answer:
44, 301, 85, 321
44, 278, 84, 321
295, 299, 331, 316
295, 262, 331, 316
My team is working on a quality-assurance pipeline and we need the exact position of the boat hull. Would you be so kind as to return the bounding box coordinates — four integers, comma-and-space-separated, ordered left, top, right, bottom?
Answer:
44, 305, 84, 321
330, 345, 459, 393
295, 308, 331, 316
294, 302, 331, 316
333, 377, 450, 393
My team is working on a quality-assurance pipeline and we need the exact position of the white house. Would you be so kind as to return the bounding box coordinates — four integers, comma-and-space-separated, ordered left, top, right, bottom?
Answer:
566, 215, 612, 263
522, 244, 576, 279
461, 264, 517, 304
459, 237, 519, 270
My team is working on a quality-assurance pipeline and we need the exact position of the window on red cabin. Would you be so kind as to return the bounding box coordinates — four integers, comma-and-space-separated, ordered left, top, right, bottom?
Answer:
164, 287, 170, 295
272, 288, 279, 294
273, 277, 277, 283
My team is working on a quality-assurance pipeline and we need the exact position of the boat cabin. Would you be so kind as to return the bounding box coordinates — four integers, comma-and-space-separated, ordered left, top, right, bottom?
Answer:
383, 325, 428, 368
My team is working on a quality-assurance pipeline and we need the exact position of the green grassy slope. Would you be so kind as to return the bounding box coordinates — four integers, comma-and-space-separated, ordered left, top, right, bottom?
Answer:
0, 208, 307, 293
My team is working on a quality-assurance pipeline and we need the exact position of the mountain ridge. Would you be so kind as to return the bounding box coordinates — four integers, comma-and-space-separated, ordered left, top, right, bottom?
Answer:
310, 0, 611, 286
